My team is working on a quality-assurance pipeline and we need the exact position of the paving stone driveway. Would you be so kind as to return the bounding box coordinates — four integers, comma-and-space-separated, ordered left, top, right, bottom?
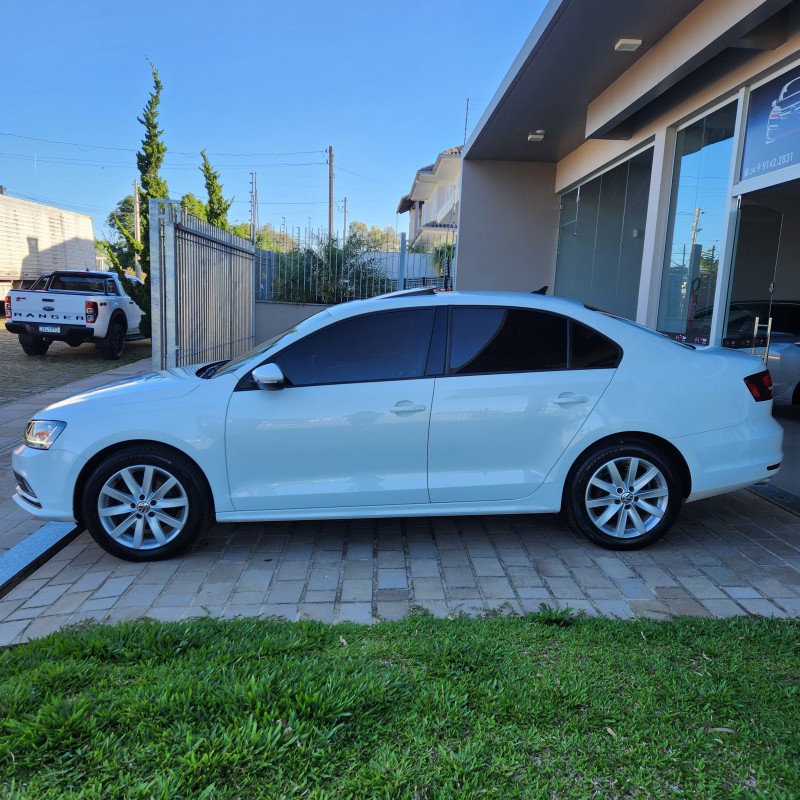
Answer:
2, 485, 799, 646
0, 318, 151, 405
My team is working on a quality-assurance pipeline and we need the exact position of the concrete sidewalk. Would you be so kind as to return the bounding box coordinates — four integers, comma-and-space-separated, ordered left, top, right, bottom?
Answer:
1, 361, 799, 647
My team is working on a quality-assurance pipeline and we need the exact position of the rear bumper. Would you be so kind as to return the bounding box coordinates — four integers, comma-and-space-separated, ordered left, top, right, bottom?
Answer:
680, 415, 784, 502
6, 321, 95, 344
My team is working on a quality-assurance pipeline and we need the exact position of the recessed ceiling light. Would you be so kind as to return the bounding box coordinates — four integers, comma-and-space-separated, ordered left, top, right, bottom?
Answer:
615, 38, 642, 52
527, 130, 545, 142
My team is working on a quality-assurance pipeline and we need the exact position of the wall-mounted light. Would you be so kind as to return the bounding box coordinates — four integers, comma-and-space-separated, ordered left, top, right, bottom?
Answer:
527, 130, 546, 142
615, 38, 642, 52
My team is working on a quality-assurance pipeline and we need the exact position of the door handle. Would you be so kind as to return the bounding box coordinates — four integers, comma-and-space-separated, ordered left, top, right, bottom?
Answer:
390, 401, 427, 415
553, 393, 589, 406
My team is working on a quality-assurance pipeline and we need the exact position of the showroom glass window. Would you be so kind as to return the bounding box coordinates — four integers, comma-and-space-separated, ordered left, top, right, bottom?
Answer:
657, 103, 737, 340
273, 308, 435, 385
554, 148, 653, 320
449, 307, 620, 374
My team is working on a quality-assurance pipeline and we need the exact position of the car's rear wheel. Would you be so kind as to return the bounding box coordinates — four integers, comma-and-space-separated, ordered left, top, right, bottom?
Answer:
81, 445, 210, 561
564, 440, 682, 550
98, 320, 125, 360
19, 333, 50, 356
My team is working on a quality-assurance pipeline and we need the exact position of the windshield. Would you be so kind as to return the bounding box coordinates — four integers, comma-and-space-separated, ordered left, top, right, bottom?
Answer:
213, 310, 331, 377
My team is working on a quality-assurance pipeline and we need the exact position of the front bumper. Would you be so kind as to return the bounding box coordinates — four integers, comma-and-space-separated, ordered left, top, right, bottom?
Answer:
11, 444, 84, 522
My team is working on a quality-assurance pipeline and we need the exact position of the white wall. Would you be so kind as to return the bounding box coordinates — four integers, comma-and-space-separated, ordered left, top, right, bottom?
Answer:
255, 301, 329, 343
0, 195, 95, 283
456, 161, 559, 292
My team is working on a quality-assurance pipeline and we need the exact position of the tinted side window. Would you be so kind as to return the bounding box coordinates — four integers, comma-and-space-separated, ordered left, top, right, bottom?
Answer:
274, 308, 435, 386
450, 308, 568, 374
571, 321, 622, 368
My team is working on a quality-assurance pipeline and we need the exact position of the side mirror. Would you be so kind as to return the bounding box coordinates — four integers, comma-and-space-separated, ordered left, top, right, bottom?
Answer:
251, 363, 286, 389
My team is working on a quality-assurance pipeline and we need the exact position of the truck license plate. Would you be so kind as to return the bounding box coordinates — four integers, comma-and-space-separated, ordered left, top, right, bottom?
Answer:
39, 325, 60, 334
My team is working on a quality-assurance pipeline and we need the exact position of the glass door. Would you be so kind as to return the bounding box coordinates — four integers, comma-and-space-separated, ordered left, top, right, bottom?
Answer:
723, 201, 783, 348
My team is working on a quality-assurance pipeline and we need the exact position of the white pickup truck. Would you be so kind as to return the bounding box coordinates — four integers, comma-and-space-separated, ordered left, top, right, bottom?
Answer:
4, 270, 143, 360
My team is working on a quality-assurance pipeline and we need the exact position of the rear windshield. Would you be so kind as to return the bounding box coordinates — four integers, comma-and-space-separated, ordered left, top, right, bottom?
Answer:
48, 275, 110, 293
594, 309, 696, 350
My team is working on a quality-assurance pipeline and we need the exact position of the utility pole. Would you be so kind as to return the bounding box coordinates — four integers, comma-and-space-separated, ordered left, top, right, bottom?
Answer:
250, 172, 259, 242
343, 196, 347, 242
133, 179, 142, 279
328, 145, 334, 236
689, 206, 702, 251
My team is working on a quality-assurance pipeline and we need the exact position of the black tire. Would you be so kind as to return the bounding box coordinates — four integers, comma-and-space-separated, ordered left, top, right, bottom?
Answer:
81, 445, 211, 561
564, 439, 682, 550
19, 333, 50, 356
98, 320, 125, 360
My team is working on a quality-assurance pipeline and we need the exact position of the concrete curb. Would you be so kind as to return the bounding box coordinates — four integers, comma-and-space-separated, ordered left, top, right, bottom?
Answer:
748, 484, 800, 517
0, 523, 82, 598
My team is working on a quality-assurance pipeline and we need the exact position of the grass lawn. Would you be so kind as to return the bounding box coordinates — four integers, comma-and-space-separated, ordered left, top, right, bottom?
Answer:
0, 612, 798, 799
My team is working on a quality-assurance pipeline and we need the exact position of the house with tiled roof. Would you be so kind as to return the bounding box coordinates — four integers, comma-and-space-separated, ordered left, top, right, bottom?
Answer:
397, 146, 461, 248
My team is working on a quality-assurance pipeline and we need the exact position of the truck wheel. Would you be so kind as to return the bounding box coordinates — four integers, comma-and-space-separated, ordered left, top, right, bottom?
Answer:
19, 334, 50, 356
98, 321, 125, 360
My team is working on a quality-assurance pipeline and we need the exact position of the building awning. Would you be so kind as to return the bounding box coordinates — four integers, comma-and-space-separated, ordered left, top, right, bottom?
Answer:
465, 0, 792, 163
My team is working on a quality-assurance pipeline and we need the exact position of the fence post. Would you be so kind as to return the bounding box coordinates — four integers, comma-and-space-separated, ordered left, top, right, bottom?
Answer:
398, 232, 406, 290
149, 200, 165, 370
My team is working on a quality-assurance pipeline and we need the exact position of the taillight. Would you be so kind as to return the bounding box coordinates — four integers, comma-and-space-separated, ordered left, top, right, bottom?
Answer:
85, 300, 98, 324
4, 295, 10, 317
744, 370, 773, 402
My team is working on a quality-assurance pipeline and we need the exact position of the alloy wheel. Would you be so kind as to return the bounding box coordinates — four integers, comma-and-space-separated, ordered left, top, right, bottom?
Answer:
96, 463, 190, 551
583, 455, 670, 539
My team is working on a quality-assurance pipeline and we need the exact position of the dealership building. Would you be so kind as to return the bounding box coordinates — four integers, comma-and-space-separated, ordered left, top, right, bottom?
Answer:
456, 0, 800, 347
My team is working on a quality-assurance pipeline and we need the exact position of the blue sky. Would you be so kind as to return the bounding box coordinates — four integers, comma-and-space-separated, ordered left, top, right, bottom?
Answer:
2, 0, 547, 241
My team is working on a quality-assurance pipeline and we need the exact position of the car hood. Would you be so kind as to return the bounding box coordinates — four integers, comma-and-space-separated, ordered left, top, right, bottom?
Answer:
37, 366, 204, 417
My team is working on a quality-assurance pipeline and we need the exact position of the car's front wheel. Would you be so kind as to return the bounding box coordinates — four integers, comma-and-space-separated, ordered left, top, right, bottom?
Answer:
81, 445, 211, 561
564, 439, 682, 550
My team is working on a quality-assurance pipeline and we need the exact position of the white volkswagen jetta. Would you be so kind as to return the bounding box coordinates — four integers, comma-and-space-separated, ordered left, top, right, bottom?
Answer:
12, 290, 783, 561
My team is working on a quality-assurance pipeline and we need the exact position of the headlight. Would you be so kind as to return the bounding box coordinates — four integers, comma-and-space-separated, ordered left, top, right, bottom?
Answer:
24, 420, 66, 450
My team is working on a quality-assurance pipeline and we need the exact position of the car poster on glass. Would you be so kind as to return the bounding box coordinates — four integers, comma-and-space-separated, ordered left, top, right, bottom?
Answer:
741, 65, 800, 182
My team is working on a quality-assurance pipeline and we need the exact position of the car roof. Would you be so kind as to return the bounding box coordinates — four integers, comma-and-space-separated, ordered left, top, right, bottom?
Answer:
46, 270, 116, 278
324, 289, 591, 320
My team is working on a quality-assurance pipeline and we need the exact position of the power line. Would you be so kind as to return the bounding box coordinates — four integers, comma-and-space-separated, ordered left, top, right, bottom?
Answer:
0, 152, 328, 173
0, 131, 325, 159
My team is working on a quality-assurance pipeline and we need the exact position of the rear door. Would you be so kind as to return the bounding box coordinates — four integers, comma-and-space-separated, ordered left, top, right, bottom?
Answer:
427, 306, 619, 502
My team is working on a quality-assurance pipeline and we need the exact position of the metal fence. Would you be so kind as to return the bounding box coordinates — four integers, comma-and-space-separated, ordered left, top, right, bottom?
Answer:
150, 200, 255, 369
255, 231, 455, 304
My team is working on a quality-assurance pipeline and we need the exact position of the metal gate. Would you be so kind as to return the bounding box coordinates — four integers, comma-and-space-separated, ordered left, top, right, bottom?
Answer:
149, 200, 255, 369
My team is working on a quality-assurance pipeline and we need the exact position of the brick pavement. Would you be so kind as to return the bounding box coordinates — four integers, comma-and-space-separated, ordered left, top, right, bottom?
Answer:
0, 349, 799, 646
2, 485, 799, 646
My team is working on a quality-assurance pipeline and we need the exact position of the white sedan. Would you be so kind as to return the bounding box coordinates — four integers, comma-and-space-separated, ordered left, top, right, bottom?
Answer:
12, 290, 784, 561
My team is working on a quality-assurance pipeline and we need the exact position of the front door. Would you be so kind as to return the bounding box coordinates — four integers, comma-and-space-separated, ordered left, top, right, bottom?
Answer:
226, 307, 436, 511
